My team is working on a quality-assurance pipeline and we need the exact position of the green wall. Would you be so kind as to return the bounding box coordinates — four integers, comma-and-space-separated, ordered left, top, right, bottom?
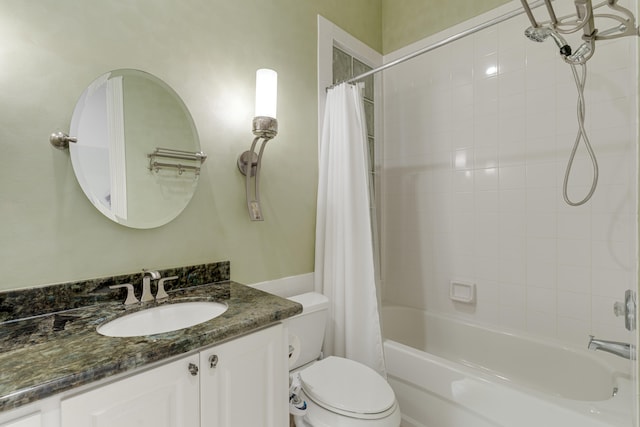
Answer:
0, 0, 544, 291
382, 0, 510, 53
0, 0, 380, 291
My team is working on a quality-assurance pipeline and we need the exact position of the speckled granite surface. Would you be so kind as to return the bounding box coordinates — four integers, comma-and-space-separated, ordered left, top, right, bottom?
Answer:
0, 261, 231, 322
0, 264, 302, 413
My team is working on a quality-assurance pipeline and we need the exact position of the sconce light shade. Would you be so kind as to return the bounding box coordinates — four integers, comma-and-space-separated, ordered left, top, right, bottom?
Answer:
254, 69, 277, 119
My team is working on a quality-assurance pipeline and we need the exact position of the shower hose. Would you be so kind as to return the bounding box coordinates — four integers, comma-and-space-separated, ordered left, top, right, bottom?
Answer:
563, 62, 599, 206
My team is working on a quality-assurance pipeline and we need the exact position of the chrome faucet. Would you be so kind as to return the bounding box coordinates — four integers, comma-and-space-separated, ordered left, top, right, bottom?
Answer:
588, 335, 636, 360
141, 269, 161, 303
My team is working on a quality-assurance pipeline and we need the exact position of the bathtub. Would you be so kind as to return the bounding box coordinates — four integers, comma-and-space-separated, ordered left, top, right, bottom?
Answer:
381, 306, 635, 427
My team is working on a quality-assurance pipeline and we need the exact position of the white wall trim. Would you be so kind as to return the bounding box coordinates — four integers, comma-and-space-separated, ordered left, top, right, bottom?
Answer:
317, 15, 383, 158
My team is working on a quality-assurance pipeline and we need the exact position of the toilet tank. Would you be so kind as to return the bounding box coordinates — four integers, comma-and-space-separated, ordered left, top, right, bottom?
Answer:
286, 292, 329, 370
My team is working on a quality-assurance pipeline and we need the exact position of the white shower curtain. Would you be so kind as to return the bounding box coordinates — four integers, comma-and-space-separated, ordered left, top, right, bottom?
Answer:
314, 82, 386, 377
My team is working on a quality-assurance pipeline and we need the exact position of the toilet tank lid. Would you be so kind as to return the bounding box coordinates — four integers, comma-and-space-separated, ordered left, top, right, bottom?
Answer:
287, 292, 329, 313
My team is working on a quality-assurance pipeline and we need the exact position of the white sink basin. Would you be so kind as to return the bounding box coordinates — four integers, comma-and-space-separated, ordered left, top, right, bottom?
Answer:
97, 301, 228, 337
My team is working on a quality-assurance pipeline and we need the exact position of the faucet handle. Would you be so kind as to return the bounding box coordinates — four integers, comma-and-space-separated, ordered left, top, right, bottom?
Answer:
142, 268, 161, 279
624, 290, 636, 331
613, 290, 637, 331
109, 284, 139, 305
156, 276, 178, 301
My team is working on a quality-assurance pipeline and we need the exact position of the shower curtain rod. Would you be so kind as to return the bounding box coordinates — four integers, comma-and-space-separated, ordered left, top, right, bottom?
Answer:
331, 0, 546, 89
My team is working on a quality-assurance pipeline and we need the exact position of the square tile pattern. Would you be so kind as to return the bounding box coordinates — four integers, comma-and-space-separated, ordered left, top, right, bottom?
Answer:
381, 10, 638, 347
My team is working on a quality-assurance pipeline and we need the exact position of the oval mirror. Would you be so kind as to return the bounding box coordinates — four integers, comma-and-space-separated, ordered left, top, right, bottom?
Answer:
69, 69, 204, 229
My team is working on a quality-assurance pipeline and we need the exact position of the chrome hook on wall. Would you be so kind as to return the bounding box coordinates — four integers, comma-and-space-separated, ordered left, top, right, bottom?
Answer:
49, 131, 78, 150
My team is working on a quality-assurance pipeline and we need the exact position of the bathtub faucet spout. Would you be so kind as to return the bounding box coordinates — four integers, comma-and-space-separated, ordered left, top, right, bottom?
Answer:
588, 335, 636, 360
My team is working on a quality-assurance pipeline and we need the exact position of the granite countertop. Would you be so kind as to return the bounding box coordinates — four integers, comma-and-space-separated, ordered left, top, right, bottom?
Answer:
0, 281, 302, 413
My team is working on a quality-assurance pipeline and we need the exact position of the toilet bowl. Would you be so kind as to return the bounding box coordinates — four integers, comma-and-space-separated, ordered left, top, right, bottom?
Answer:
286, 293, 400, 427
293, 356, 401, 427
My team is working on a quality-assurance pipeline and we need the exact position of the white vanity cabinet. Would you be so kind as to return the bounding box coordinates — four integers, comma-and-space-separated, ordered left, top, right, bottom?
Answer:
61, 354, 200, 427
59, 323, 287, 427
200, 324, 288, 427
0, 413, 42, 427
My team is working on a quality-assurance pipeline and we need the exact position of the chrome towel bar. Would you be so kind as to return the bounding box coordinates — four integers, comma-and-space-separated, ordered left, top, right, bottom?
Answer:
148, 147, 207, 175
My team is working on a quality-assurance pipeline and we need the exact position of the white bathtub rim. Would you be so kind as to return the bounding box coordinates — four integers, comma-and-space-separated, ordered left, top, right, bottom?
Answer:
381, 305, 635, 422
381, 304, 626, 377
384, 338, 630, 405
384, 339, 633, 427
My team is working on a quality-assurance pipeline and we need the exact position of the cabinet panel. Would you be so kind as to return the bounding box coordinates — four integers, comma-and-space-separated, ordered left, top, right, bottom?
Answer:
0, 413, 41, 427
61, 355, 199, 427
200, 324, 287, 427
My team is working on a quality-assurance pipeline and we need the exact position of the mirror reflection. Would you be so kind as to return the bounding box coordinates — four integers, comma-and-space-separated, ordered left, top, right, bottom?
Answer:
69, 69, 203, 229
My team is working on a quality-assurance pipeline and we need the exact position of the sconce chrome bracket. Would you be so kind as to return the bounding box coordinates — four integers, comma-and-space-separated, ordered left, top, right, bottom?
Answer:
237, 150, 259, 177
238, 117, 278, 221
49, 132, 77, 150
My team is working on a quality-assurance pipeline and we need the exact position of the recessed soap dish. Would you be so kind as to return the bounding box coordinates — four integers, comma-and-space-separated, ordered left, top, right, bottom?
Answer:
450, 281, 475, 304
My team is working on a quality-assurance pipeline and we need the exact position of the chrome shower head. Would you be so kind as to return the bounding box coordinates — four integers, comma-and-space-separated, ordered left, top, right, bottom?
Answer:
524, 26, 551, 42
524, 26, 572, 57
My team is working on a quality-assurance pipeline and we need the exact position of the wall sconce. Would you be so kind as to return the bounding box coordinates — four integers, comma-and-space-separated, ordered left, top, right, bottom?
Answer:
237, 69, 278, 221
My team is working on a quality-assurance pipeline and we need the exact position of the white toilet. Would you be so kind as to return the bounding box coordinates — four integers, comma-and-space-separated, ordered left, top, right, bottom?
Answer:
286, 292, 401, 427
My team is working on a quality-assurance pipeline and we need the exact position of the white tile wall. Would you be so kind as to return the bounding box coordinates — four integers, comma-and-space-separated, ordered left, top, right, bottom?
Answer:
381, 6, 638, 348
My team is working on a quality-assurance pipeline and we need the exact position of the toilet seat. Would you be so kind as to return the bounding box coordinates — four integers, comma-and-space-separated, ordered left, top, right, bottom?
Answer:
298, 356, 397, 420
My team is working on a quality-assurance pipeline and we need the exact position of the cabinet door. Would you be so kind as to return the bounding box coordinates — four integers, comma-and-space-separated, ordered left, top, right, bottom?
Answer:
200, 324, 287, 427
0, 413, 41, 427
61, 354, 199, 427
